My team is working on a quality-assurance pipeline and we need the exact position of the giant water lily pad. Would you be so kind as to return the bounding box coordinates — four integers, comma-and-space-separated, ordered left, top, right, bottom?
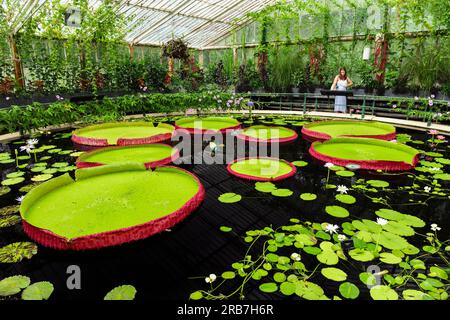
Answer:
72, 122, 175, 146
175, 117, 240, 133
302, 120, 396, 141
310, 138, 419, 171
237, 125, 298, 143
20, 163, 204, 250
228, 158, 296, 181
77, 144, 179, 169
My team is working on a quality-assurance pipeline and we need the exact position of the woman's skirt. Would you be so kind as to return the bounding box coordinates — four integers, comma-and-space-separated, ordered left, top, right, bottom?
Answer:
334, 89, 347, 112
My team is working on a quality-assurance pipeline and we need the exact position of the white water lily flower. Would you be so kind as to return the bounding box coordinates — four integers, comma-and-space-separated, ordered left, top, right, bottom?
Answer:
376, 218, 388, 226
424, 186, 431, 192
205, 274, 217, 283
337, 234, 347, 242
324, 162, 334, 168
431, 224, 441, 232
336, 185, 349, 194
345, 164, 361, 170
16, 195, 25, 203
290, 252, 301, 261
20, 145, 35, 153
325, 224, 339, 234
26, 138, 39, 146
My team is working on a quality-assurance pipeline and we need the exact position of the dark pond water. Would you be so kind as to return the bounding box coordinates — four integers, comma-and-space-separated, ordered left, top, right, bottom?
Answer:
0, 116, 449, 300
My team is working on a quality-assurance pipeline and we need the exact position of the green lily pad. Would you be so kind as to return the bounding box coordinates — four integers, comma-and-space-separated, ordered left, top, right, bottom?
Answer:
325, 205, 349, 218
0, 242, 38, 263
335, 194, 356, 204
0, 205, 20, 216
42, 168, 58, 174
221, 271, 236, 280
382, 221, 415, 236
367, 180, 389, 188
218, 193, 242, 203
0, 276, 31, 297
370, 285, 398, 300
1, 177, 25, 186
255, 182, 277, 193
31, 174, 53, 182
375, 231, 409, 250
271, 189, 293, 197
104, 285, 137, 300
30, 166, 46, 173
379, 252, 402, 264
259, 282, 278, 293
52, 162, 69, 168
349, 249, 375, 262
219, 226, 232, 232
321, 267, 347, 282
335, 170, 355, 177
300, 193, 317, 201
0, 215, 21, 228
292, 161, 308, 167
433, 173, 450, 180
6, 171, 25, 178
189, 291, 203, 300
435, 158, 450, 165
0, 186, 11, 196
21, 282, 54, 300
317, 250, 339, 265
70, 151, 85, 157
339, 282, 360, 299
402, 289, 433, 300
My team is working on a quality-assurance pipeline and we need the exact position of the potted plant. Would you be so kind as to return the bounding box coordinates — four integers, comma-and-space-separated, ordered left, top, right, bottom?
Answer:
291, 70, 305, 97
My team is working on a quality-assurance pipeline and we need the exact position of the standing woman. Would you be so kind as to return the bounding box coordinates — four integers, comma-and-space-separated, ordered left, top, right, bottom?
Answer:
331, 67, 353, 113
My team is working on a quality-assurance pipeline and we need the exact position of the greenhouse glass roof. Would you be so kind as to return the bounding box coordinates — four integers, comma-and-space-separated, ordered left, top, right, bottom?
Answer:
5, 0, 279, 48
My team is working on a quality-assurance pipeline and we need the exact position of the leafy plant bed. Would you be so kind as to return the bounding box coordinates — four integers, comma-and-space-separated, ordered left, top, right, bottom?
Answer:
310, 138, 420, 171
20, 163, 204, 250
76, 144, 179, 169
302, 120, 397, 142
71, 122, 175, 146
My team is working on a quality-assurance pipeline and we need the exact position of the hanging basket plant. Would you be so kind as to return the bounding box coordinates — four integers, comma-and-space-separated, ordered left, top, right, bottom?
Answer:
162, 38, 189, 61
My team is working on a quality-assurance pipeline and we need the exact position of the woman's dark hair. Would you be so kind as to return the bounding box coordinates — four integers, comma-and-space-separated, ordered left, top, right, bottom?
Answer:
338, 67, 347, 80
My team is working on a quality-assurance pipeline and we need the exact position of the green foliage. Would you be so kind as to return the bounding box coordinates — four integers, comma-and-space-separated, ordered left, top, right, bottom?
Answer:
0, 91, 240, 134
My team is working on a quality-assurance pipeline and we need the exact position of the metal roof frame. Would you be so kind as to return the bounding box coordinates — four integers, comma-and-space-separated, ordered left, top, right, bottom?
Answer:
3, 0, 278, 48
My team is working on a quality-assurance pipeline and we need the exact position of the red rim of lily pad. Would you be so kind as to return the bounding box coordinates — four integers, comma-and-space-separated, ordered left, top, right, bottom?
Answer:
75, 144, 180, 169
309, 138, 420, 171
227, 157, 297, 181
236, 126, 298, 144
71, 122, 175, 147
301, 120, 397, 142
20, 166, 205, 250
